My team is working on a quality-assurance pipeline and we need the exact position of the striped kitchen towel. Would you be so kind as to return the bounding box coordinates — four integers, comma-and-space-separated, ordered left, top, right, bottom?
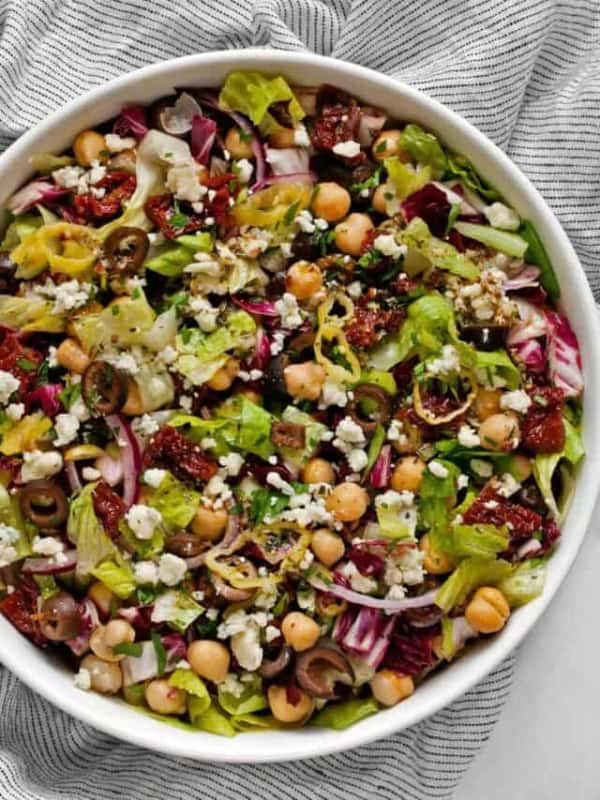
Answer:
0, 1, 597, 798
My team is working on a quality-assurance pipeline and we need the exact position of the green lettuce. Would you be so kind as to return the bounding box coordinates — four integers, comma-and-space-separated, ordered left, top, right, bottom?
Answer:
400, 217, 480, 280
73, 290, 155, 352
436, 557, 513, 612
475, 349, 521, 390
148, 472, 200, 529
168, 414, 238, 457
168, 668, 210, 715
33, 575, 59, 600
376, 483, 419, 539
67, 483, 115, 576
238, 396, 273, 459
453, 221, 528, 259
218, 674, 267, 716
399, 124, 448, 178
519, 220, 560, 300
384, 158, 432, 200
356, 369, 397, 396
532, 417, 584, 519
0, 213, 43, 251
152, 590, 203, 632
498, 558, 546, 607
118, 517, 164, 560
419, 459, 460, 550
444, 524, 510, 559
276, 405, 327, 467
0, 483, 31, 562
145, 232, 213, 277
445, 152, 500, 201
311, 697, 379, 730
0, 295, 65, 333
219, 71, 305, 135
189, 698, 236, 737
230, 713, 282, 732
90, 558, 136, 599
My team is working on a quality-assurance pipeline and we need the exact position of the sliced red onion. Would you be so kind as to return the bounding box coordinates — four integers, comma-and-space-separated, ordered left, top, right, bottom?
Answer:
265, 146, 310, 176
161, 93, 202, 136
516, 538, 543, 560
232, 296, 279, 317
191, 114, 217, 166
106, 414, 141, 507
369, 444, 392, 489
221, 512, 241, 549
22, 549, 77, 575
358, 106, 388, 148
113, 105, 148, 140
94, 451, 124, 487
65, 460, 83, 494
545, 310, 584, 398
250, 329, 272, 371
8, 180, 68, 215
310, 578, 439, 612
26, 383, 63, 417
66, 598, 99, 656
504, 265, 541, 291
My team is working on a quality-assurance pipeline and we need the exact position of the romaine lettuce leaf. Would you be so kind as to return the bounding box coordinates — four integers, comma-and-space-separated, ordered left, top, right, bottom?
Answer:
475, 349, 521, 390
219, 71, 305, 135
0, 483, 31, 562
419, 459, 460, 549
0, 295, 66, 334
519, 220, 560, 300
168, 668, 210, 714
218, 674, 267, 716
436, 557, 513, 612
67, 483, 115, 577
90, 558, 136, 599
0, 213, 43, 250
238, 396, 273, 459
445, 152, 500, 201
497, 557, 546, 607
399, 124, 448, 178
73, 290, 155, 352
453, 221, 528, 258
189, 698, 236, 737
384, 158, 432, 200
400, 217, 480, 279
152, 590, 203, 633
276, 405, 327, 467
148, 471, 200, 529
445, 524, 510, 559
532, 417, 583, 519
145, 232, 213, 277
311, 697, 379, 730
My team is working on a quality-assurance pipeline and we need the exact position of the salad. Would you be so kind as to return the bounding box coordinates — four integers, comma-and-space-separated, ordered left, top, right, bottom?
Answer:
0, 72, 584, 735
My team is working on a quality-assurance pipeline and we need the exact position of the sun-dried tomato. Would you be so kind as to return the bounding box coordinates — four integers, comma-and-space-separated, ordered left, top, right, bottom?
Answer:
521, 386, 565, 454
538, 519, 561, 554
270, 421, 306, 449
144, 194, 205, 239
145, 425, 218, 483
345, 305, 404, 349
382, 627, 438, 676
463, 484, 543, 539
310, 86, 366, 165
0, 331, 42, 394
74, 171, 136, 222
93, 480, 126, 538
0, 579, 46, 645
390, 275, 420, 295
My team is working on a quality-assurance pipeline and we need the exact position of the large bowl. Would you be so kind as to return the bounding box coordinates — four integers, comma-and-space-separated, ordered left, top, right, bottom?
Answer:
0, 49, 599, 764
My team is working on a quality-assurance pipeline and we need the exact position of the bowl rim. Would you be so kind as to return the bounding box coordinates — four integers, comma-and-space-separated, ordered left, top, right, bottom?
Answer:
1, 47, 600, 764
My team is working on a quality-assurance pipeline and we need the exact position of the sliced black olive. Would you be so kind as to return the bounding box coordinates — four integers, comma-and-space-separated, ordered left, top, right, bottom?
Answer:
0, 253, 18, 294
347, 383, 393, 434
19, 479, 69, 529
263, 353, 290, 397
461, 324, 507, 351
404, 605, 443, 629
40, 591, 81, 641
518, 480, 546, 513
259, 642, 291, 679
82, 360, 128, 415
104, 226, 149, 278
291, 231, 319, 262
295, 645, 353, 699
165, 532, 207, 558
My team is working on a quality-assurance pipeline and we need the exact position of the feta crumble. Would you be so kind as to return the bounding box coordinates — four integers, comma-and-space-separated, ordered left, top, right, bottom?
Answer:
21, 450, 63, 483
457, 424, 481, 448
125, 505, 162, 540
500, 390, 532, 414
53, 413, 80, 446
158, 553, 187, 587
0, 370, 20, 404
428, 460, 449, 479
274, 292, 303, 329
332, 140, 361, 158
484, 202, 521, 231
373, 233, 407, 259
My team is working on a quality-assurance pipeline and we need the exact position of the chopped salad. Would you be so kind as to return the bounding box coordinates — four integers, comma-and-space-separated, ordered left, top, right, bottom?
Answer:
0, 72, 584, 735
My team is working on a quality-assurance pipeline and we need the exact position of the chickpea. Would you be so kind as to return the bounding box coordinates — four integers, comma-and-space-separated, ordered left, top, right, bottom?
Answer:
187, 640, 230, 683
371, 670, 414, 706
224, 126, 254, 160
90, 620, 135, 662
372, 129, 411, 163
87, 581, 119, 618
391, 456, 426, 493
73, 130, 108, 166
325, 482, 369, 522
301, 457, 335, 485
372, 183, 389, 215
311, 528, 345, 567
334, 213, 375, 257
267, 128, 297, 148
56, 337, 90, 374
121, 379, 144, 415
145, 679, 187, 715
311, 182, 351, 222
80, 654, 122, 695
267, 685, 314, 723
419, 533, 455, 575
285, 261, 323, 300
473, 388, 501, 421
190, 505, 228, 542
509, 454, 532, 482
479, 412, 520, 452
283, 361, 326, 401
465, 586, 510, 634
281, 611, 321, 652
207, 358, 240, 391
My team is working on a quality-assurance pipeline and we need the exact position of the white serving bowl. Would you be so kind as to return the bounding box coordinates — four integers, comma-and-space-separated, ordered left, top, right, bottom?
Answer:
0, 49, 599, 764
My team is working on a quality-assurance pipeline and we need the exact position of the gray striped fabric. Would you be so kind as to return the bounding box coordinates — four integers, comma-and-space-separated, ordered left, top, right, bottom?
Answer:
0, 1, 597, 797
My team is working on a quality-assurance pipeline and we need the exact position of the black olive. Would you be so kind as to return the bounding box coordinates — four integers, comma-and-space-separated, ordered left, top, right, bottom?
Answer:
291, 231, 319, 262
104, 227, 149, 278
149, 94, 180, 133
19, 480, 69, 529
263, 354, 289, 398
82, 360, 128, 415
40, 592, 81, 642
166, 533, 206, 558
347, 383, 393, 434
0, 252, 18, 294
518, 481, 546, 513
311, 155, 353, 188
461, 325, 507, 351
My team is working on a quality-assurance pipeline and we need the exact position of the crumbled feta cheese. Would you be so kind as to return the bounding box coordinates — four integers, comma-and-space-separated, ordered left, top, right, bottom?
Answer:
158, 553, 187, 587
53, 413, 80, 446
28, 278, 93, 315
347, 448, 368, 472
157, 345, 178, 366
82, 466, 101, 482
500, 390, 532, 414
299, 550, 314, 570
266, 471, 294, 496
335, 416, 366, 447
295, 209, 316, 234
144, 468, 167, 488
270, 331, 285, 356
105, 351, 139, 375
496, 472, 521, 498
165, 161, 206, 203
221, 673, 245, 697
218, 452, 244, 477
293, 124, 311, 147
125, 505, 162, 540
265, 624, 281, 643
346, 281, 362, 299
274, 292, 303, 329
428, 460, 449, 479
204, 474, 233, 508
319, 377, 348, 409
0, 524, 20, 567
132, 414, 160, 438
281, 490, 333, 528
386, 418, 408, 446
201, 437, 216, 449
53, 165, 84, 189
457, 473, 470, 490
457, 424, 481, 448
484, 202, 521, 231
426, 344, 460, 377
105, 133, 136, 153
32, 536, 65, 557
47, 346, 59, 368
205, 607, 219, 621
384, 546, 424, 587
234, 158, 254, 183
68, 395, 91, 423
470, 458, 494, 478
133, 560, 159, 586
373, 233, 406, 259
376, 489, 415, 507
73, 668, 92, 691
0, 370, 20, 404
179, 395, 193, 412
332, 140, 361, 158
21, 450, 63, 483
386, 584, 407, 600
338, 561, 378, 594
5, 403, 24, 421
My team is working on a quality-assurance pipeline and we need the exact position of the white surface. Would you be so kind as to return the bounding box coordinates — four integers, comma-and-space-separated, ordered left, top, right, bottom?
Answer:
460, 496, 600, 799
1, 48, 600, 763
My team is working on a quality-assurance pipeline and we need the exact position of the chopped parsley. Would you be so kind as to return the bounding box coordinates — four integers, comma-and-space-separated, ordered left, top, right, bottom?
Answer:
58, 382, 82, 409
151, 630, 167, 676
350, 166, 382, 194
112, 642, 143, 658
170, 200, 190, 229
16, 357, 37, 372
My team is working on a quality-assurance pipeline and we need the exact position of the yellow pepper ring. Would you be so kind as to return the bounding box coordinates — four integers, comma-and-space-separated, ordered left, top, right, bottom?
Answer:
233, 183, 312, 227
314, 323, 361, 385
11, 222, 100, 280
412, 374, 476, 426
317, 291, 355, 328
